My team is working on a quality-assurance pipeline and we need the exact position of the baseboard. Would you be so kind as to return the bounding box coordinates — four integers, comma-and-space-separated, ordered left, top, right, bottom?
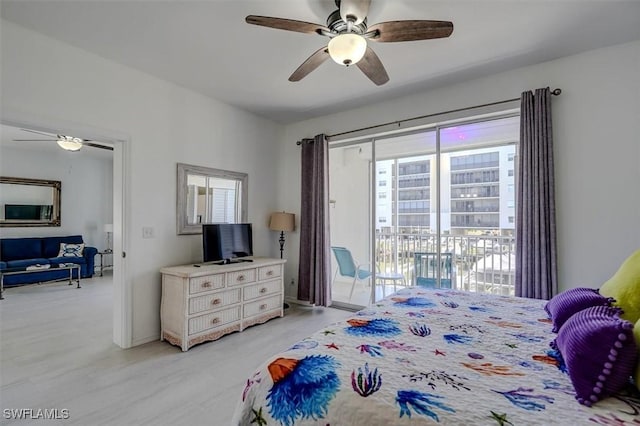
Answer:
132, 334, 159, 347
284, 296, 313, 307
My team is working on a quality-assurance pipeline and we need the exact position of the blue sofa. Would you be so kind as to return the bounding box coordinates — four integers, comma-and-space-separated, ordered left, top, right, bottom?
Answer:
0, 235, 97, 286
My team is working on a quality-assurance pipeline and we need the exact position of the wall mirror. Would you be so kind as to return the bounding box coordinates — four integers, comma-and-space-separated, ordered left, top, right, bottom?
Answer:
177, 163, 248, 235
0, 176, 61, 227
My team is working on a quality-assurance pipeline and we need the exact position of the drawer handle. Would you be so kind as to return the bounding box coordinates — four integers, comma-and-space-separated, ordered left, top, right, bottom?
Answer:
202, 281, 212, 288
237, 275, 245, 282
211, 317, 220, 324
260, 287, 267, 294
267, 270, 274, 276
211, 298, 222, 305
260, 304, 267, 310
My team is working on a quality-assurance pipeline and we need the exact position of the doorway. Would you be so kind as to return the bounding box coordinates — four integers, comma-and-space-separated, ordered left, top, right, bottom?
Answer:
0, 119, 129, 347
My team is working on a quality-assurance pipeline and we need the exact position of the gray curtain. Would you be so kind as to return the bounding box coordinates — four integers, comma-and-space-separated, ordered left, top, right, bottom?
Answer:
297, 134, 332, 306
515, 87, 558, 300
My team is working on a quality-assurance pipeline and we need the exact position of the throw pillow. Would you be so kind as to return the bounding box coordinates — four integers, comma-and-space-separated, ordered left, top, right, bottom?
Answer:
552, 305, 637, 406
544, 287, 615, 333
599, 249, 640, 323
57, 243, 85, 258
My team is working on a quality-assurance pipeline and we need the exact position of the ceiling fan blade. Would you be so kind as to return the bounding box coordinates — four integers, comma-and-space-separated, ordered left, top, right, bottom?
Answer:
339, 0, 371, 25
289, 47, 331, 82
13, 139, 57, 142
84, 142, 113, 151
356, 46, 389, 86
20, 128, 57, 137
246, 16, 329, 36
368, 20, 453, 42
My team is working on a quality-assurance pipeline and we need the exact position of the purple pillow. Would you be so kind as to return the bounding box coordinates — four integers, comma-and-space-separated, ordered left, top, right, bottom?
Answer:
551, 305, 637, 406
545, 287, 615, 332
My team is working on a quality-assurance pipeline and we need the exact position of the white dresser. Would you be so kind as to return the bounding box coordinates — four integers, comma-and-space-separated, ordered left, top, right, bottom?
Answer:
160, 257, 285, 351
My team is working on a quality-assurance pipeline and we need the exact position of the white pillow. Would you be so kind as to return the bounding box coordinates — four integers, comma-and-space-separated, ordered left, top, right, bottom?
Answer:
58, 243, 85, 257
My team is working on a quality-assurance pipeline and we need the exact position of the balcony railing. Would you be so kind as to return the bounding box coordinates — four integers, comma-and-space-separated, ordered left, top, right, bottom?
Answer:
376, 229, 516, 296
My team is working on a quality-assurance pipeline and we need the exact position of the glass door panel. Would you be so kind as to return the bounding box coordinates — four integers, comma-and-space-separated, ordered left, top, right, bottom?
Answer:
439, 116, 519, 295
329, 142, 373, 308
373, 131, 436, 302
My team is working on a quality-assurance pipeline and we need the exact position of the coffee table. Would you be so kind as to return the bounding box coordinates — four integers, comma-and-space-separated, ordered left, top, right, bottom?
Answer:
0, 263, 81, 300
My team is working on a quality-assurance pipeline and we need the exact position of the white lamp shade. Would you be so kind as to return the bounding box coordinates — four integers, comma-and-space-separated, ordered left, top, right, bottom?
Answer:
328, 33, 367, 66
269, 212, 295, 232
57, 136, 83, 151
103, 223, 113, 233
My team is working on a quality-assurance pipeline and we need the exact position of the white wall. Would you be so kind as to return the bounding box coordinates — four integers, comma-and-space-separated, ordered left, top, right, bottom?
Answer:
0, 146, 113, 250
279, 40, 640, 296
1, 20, 283, 346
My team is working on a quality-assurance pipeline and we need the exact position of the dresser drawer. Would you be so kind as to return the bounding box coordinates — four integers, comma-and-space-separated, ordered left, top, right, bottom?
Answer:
228, 269, 256, 286
244, 294, 281, 317
243, 279, 281, 301
188, 306, 241, 335
189, 273, 225, 294
258, 265, 281, 281
189, 288, 241, 315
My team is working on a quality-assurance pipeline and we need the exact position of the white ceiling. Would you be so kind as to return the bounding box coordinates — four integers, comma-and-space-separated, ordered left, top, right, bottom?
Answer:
2, 0, 640, 124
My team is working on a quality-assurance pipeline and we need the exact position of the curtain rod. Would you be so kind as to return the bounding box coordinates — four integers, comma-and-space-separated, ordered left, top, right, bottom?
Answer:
296, 88, 561, 144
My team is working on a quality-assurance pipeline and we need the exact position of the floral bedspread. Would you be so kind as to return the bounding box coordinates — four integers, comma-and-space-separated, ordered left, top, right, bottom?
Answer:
232, 288, 640, 425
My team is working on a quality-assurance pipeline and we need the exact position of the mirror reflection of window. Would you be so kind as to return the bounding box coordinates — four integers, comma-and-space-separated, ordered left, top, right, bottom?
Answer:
177, 163, 247, 234
0, 177, 61, 227
185, 175, 241, 225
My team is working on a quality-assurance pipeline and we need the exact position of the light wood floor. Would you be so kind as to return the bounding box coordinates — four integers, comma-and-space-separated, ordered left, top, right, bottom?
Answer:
0, 275, 353, 425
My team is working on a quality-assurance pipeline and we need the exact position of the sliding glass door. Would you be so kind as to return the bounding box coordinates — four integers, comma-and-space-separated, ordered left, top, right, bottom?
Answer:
329, 114, 520, 307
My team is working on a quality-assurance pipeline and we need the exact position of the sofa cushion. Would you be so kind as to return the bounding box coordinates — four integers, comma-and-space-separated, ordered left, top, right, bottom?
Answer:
1, 238, 43, 261
6, 258, 50, 269
42, 235, 84, 258
49, 256, 86, 266
0, 261, 7, 270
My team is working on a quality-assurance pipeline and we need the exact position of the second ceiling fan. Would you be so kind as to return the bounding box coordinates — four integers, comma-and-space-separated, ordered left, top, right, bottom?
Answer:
13, 129, 113, 152
246, 0, 453, 86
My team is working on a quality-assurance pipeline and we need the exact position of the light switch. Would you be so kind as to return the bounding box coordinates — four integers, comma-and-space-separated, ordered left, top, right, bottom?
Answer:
142, 227, 155, 238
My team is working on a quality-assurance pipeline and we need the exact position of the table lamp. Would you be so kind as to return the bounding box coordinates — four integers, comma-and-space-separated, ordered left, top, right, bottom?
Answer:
104, 223, 113, 253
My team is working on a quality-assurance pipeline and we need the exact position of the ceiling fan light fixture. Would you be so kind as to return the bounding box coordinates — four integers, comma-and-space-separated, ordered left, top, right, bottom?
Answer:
56, 135, 83, 151
328, 33, 367, 66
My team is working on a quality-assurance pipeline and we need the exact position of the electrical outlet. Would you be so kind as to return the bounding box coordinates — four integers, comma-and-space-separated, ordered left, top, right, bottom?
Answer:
142, 226, 155, 239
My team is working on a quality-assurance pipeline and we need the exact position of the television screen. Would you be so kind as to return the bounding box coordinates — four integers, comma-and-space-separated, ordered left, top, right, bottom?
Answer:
202, 223, 253, 263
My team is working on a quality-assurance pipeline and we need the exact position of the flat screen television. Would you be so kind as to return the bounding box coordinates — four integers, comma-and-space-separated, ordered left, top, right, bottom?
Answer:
202, 223, 253, 263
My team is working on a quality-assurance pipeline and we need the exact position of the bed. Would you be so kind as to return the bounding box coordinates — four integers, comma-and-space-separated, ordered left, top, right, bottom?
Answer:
232, 287, 640, 425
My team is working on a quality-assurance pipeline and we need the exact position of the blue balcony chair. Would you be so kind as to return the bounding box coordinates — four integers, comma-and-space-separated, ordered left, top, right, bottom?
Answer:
331, 246, 372, 301
332, 246, 406, 301
414, 252, 454, 289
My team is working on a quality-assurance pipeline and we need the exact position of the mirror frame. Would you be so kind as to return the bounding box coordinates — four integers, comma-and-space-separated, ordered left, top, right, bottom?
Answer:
0, 176, 62, 227
176, 163, 248, 235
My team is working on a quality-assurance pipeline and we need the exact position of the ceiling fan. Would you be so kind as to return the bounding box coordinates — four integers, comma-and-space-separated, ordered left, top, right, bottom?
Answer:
13, 129, 113, 152
246, 0, 453, 86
